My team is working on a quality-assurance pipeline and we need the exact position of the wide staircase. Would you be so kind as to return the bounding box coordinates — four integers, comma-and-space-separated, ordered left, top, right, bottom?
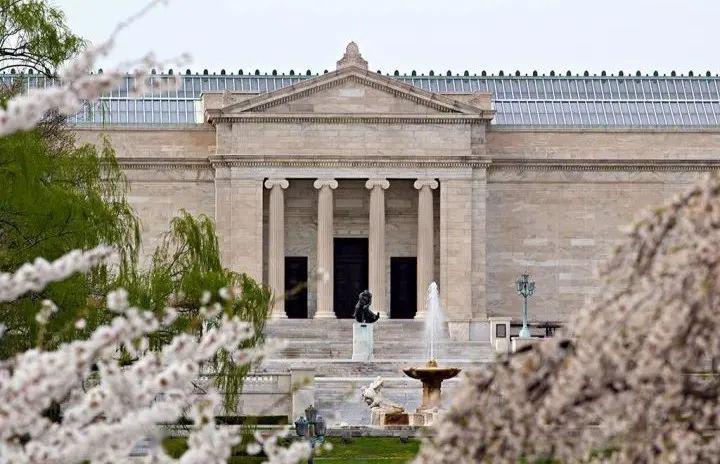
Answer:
257, 319, 495, 425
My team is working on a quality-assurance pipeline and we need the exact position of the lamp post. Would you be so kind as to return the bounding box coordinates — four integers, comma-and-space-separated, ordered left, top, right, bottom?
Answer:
515, 273, 535, 339
294, 405, 326, 464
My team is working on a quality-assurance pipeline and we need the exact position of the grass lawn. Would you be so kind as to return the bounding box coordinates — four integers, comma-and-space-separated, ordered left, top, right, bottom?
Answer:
162, 436, 420, 463
314, 437, 420, 463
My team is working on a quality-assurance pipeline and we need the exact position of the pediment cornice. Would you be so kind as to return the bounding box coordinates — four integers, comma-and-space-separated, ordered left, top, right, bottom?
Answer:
206, 67, 492, 124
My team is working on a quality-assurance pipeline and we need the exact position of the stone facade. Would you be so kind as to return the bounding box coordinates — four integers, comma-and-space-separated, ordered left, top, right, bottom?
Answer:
73, 44, 720, 332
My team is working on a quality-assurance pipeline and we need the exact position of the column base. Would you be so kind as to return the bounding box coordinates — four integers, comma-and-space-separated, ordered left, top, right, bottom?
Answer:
414, 311, 426, 320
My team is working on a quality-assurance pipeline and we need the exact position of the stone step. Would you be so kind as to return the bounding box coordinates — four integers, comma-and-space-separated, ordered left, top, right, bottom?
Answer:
258, 359, 490, 378
271, 340, 494, 360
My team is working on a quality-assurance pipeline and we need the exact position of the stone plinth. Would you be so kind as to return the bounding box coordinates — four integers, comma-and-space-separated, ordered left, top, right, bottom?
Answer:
352, 323, 374, 361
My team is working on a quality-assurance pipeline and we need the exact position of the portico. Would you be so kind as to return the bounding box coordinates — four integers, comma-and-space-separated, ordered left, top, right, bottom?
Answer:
262, 175, 439, 320
205, 42, 493, 329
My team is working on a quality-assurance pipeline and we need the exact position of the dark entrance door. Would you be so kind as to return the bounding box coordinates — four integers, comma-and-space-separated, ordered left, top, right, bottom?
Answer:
391, 257, 417, 319
285, 256, 308, 319
333, 238, 368, 319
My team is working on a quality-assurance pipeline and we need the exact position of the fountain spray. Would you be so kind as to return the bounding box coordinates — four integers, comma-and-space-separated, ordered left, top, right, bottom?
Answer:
425, 282, 442, 362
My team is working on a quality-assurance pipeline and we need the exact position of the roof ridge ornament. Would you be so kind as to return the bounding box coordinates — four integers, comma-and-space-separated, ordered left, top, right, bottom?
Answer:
337, 41, 368, 70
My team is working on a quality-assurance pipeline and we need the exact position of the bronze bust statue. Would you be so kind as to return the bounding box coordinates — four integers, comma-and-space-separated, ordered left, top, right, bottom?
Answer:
353, 290, 380, 323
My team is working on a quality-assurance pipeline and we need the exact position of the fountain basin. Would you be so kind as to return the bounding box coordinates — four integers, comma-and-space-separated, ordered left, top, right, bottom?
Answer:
403, 359, 461, 411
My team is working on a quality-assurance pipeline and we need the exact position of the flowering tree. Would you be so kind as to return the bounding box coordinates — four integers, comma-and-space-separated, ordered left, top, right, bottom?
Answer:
0, 2, 313, 463
417, 174, 720, 463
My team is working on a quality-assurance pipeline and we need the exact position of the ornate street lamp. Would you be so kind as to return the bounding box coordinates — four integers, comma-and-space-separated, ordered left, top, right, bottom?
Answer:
294, 405, 326, 463
515, 273, 535, 339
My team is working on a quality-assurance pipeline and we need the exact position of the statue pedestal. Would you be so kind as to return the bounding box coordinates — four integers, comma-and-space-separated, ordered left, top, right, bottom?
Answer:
352, 323, 374, 361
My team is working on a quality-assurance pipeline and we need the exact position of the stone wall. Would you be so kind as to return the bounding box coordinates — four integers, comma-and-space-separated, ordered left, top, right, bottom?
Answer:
116, 167, 215, 266
224, 122, 471, 157
74, 126, 215, 158
485, 169, 703, 320
73, 123, 720, 323
487, 127, 720, 160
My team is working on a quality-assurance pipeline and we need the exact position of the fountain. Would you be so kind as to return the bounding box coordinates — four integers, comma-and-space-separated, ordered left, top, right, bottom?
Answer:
360, 283, 460, 427
402, 282, 461, 424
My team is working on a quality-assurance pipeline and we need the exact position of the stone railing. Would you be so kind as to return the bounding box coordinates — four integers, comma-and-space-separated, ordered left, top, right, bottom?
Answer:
201, 368, 315, 422
489, 317, 564, 355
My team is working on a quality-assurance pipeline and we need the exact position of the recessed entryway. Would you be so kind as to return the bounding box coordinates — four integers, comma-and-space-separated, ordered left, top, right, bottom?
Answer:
391, 257, 417, 319
285, 256, 308, 319
333, 238, 369, 318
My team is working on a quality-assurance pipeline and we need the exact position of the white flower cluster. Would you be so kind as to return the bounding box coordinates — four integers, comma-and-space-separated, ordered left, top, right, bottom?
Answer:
0, 245, 115, 303
417, 174, 720, 463
0, 267, 261, 463
0, 0, 188, 137
252, 429, 312, 464
0, 247, 306, 464
0, 2, 311, 462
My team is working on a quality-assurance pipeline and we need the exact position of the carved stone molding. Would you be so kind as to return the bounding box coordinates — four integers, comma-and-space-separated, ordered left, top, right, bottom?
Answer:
117, 158, 211, 170
489, 158, 720, 172
210, 112, 488, 125
212, 67, 491, 118
365, 178, 390, 190
413, 179, 439, 190
116, 156, 720, 175
337, 41, 368, 70
313, 178, 339, 190
208, 155, 490, 170
264, 178, 289, 189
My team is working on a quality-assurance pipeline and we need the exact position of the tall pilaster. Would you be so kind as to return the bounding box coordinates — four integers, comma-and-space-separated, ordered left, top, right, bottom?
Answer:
265, 178, 289, 319
365, 178, 390, 318
313, 179, 338, 319
414, 178, 439, 319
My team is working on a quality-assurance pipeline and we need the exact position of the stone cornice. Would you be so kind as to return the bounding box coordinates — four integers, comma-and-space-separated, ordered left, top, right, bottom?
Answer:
489, 158, 720, 172
116, 156, 720, 173
117, 158, 212, 170
208, 112, 490, 125
208, 154, 491, 169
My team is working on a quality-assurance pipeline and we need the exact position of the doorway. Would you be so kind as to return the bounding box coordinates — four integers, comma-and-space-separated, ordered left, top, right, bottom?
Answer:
390, 257, 417, 319
285, 256, 308, 319
333, 238, 369, 318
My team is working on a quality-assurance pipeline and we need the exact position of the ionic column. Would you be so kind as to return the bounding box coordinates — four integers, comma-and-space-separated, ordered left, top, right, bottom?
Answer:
414, 178, 439, 319
313, 179, 338, 319
365, 178, 390, 318
265, 178, 289, 319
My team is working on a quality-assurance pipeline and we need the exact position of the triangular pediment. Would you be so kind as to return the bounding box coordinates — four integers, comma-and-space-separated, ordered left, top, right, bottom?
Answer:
217, 67, 485, 117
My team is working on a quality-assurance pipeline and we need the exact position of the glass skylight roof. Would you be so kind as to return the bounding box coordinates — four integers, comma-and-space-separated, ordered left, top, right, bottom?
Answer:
5, 73, 720, 127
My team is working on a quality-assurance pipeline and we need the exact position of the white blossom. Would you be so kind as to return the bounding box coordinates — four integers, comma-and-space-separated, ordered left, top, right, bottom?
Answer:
35, 299, 58, 324
0, 245, 115, 303
417, 173, 720, 464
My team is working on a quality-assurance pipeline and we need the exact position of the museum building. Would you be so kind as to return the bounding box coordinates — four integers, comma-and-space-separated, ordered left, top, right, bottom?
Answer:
65, 43, 720, 339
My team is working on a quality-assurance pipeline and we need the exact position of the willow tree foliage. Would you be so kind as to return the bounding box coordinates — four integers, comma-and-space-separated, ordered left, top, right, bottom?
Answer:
0, 114, 271, 410
0, 113, 140, 358
0, 0, 84, 76
120, 212, 271, 412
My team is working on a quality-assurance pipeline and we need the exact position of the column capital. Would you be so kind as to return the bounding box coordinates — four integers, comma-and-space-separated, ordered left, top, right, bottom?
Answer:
313, 178, 338, 190
414, 178, 439, 190
365, 178, 390, 190
264, 178, 289, 190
